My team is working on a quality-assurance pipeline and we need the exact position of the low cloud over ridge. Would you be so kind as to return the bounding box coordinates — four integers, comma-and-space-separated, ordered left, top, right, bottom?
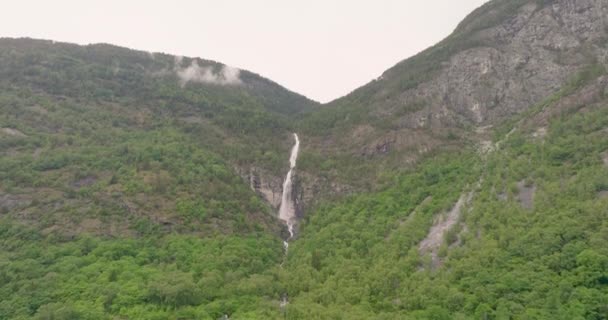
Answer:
174, 56, 242, 86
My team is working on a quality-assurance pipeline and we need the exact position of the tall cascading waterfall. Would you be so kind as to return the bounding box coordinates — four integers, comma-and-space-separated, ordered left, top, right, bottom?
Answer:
278, 133, 299, 309
278, 133, 300, 249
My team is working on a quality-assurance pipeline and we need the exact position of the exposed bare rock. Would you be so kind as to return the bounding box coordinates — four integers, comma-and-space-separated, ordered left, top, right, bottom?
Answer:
358, 129, 440, 159
375, 140, 392, 154
531, 76, 608, 128
246, 168, 283, 209
295, 1, 608, 206
360, 137, 397, 157
533, 127, 548, 139
1, 128, 27, 137
517, 180, 536, 209
419, 192, 474, 269
330, 0, 608, 163
478, 140, 495, 155
602, 151, 608, 167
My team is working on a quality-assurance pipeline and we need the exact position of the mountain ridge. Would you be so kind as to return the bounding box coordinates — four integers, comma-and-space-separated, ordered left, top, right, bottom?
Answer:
293, 0, 607, 206
1, 0, 608, 318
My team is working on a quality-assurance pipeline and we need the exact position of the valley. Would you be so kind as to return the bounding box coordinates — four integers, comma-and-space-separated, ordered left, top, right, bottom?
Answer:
1, 0, 608, 319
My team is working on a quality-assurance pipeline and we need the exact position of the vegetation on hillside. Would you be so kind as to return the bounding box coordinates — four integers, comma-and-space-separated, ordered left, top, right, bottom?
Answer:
280, 102, 608, 319
2, 99, 607, 318
1, 0, 608, 316
0, 224, 283, 319
0, 38, 323, 236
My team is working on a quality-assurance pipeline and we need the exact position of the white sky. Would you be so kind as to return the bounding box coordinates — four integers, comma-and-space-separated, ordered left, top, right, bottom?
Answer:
2, 0, 488, 102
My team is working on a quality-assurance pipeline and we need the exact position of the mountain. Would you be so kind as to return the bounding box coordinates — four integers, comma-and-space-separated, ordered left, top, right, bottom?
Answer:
294, 0, 608, 202
0, 37, 319, 238
1, 0, 608, 319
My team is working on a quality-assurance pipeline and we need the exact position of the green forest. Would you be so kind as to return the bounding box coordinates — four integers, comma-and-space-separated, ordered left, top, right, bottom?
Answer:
2, 0, 608, 317
2, 100, 608, 318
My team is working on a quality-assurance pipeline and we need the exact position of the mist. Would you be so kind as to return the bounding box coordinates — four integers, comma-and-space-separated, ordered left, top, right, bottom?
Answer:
175, 57, 242, 86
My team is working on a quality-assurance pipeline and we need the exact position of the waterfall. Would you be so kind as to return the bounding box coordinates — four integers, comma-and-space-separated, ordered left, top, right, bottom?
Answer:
278, 133, 300, 247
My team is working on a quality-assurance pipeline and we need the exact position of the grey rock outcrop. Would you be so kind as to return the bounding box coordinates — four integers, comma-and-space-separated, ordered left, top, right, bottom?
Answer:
246, 168, 283, 209
381, 0, 608, 130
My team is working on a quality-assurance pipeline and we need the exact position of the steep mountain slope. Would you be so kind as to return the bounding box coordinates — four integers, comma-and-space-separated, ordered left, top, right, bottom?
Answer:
0, 38, 317, 237
282, 69, 608, 320
1, 0, 608, 319
0, 38, 318, 319
3, 75, 607, 318
295, 0, 608, 204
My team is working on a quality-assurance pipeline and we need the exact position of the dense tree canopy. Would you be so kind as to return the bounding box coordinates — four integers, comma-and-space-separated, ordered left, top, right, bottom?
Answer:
1, 31, 608, 319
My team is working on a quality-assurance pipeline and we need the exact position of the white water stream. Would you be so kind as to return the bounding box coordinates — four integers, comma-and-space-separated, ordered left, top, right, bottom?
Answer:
278, 134, 299, 309
278, 133, 300, 249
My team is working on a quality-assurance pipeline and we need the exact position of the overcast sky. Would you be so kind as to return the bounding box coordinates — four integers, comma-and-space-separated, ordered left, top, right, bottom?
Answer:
2, 0, 488, 102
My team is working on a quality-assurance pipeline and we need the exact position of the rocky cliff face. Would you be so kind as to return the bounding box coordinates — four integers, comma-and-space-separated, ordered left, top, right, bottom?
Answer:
390, 0, 608, 130
294, 0, 608, 205
242, 168, 284, 209
319, 2, 604, 145
360, 0, 604, 131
